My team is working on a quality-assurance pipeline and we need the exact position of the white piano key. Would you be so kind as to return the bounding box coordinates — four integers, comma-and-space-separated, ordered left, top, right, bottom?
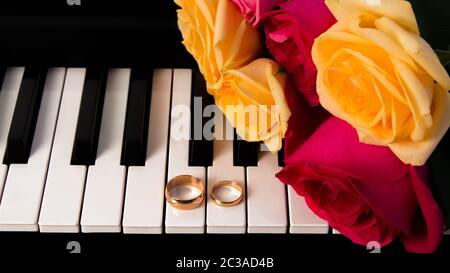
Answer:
38, 68, 87, 233
81, 69, 130, 233
122, 69, 172, 234
165, 69, 206, 234
247, 152, 287, 233
288, 187, 329, 234
0, 167, 5, 198
0, 68, 65, 231
207, 136, 246, 233
0, 67, 24, 196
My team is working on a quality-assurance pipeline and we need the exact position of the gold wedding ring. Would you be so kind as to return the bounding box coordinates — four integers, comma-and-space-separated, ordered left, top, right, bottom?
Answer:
165, 175, 205, 210
210, 180, 244, 207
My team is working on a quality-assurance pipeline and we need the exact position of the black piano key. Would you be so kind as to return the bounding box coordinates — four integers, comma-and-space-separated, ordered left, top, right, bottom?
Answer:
188, 70, 214, 166
278, 140, 285, 167
120, 68, 152, 166
233, 130, 259, 167
71, 67, 107, 166
3, 67, 47, 164
0, 66, 6, 89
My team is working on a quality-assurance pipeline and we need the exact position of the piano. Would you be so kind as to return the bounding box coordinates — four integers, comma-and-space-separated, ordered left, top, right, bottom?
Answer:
0, 0, 448, 258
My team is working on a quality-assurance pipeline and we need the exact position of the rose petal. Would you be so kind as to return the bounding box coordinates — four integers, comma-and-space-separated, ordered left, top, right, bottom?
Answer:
278, 116, 444, 252
231, 0, 286, 26
264, 0, 336, 106
324, 0, 419, 34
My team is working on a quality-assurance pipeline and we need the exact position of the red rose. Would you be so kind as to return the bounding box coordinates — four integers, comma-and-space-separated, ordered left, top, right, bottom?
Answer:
230, 0, 285, 27
282, 76, 329, 158
276, 117, 444, 252
264, 0, 336, 106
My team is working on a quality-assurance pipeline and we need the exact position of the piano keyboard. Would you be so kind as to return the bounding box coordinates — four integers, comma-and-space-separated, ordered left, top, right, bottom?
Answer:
0, 67, 329, 234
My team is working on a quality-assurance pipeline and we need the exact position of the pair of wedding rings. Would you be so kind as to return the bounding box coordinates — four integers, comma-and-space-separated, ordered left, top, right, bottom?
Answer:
165, 175, 244, 210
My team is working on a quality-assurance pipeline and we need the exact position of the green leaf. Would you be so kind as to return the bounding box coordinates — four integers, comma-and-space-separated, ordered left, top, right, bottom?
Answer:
435, 50, 450, 67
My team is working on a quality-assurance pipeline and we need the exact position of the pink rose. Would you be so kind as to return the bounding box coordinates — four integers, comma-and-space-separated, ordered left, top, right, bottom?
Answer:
231, 0, 285, 26
276, 117, 444, 253
264, 0, 336, 106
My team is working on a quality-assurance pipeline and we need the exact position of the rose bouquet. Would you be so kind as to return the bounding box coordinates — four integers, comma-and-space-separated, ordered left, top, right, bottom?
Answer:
174, 0, 450, 253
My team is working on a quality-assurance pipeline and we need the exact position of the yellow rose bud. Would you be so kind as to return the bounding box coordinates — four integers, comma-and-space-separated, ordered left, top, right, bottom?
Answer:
176, 0, 290, 152
313, 0, 450, 165
216, 58, 291, 151
175, 0, 261, 94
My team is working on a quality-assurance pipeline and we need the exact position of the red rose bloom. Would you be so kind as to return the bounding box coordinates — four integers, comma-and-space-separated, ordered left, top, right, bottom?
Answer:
282, 76, 329, 158
264, 0, 336, 106
276, 117, 444, 252
231, 0, 285, 27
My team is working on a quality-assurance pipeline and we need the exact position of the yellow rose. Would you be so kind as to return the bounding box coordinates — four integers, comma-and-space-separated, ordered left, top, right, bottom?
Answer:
216, 58, 291, 151
175, 0, 261, 94
312, 0, 450, 165
176, 0, 290, 151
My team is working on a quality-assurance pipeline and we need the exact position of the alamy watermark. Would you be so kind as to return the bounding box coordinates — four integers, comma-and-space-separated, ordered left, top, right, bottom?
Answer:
170, 97, 281, 149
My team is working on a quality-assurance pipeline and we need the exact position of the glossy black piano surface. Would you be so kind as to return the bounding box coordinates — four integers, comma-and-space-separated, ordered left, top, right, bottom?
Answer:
1, 0, 449, 68
0, 0, 194, 67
